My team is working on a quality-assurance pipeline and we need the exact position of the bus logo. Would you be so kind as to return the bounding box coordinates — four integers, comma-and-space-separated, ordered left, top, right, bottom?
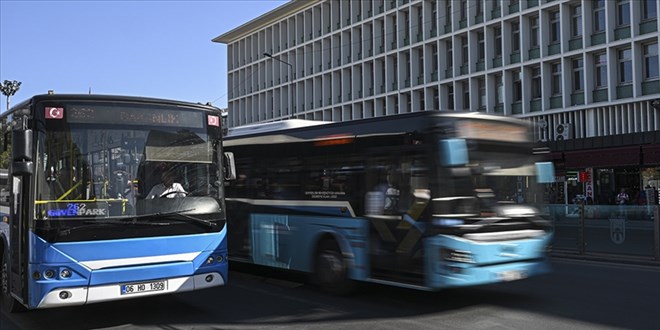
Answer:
45, 107, 64, 119
609, 217, 626, 244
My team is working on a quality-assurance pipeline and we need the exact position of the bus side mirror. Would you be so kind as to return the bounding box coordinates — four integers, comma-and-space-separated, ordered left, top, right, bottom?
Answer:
12, 129, 34, 176
439, 138, 468, 166
535, 162, 555, 183
223, 152, 236, 181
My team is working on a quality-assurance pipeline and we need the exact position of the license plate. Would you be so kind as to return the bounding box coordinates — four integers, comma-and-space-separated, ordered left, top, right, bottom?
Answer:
498, 270, 526, 282
121, 280, 167, 295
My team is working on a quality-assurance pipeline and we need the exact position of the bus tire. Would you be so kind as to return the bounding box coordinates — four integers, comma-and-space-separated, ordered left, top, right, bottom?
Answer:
314, 239, 355, 296
1, 247, 25, 313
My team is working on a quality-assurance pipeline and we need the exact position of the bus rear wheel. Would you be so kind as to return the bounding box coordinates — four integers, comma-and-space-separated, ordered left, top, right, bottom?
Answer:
1, 248, 24, 313
314, 239, 355, 295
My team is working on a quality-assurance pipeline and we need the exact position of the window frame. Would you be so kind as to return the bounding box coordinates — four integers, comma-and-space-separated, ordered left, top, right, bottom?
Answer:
595, 52, 608, 89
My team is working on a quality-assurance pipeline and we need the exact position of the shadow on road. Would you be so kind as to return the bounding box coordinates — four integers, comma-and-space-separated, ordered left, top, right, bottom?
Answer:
2, 260, 658, 330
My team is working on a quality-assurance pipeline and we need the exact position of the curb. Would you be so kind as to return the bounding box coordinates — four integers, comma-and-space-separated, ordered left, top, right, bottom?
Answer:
550, 252, 660, 267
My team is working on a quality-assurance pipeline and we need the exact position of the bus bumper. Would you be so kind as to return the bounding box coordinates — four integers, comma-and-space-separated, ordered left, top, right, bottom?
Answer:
425, 233, 552, 289
36, 272, 225, 309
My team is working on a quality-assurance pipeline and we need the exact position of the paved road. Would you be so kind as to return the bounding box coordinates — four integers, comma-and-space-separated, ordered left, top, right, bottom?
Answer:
2, 258, 659, 330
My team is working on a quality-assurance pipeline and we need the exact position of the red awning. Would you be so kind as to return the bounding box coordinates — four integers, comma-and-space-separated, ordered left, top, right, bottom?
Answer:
564, 146, 641, 168
643, 144, 660, 165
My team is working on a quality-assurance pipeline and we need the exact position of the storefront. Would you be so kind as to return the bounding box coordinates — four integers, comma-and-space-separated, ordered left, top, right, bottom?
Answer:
549, 144, 660, 207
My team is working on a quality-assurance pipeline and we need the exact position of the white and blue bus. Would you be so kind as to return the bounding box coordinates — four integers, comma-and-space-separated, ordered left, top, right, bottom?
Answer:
1, 94, 235, 311
224, 111, 554, 293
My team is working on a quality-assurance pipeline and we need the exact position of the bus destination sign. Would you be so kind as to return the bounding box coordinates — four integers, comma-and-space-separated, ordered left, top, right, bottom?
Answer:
67, 105, 204, 128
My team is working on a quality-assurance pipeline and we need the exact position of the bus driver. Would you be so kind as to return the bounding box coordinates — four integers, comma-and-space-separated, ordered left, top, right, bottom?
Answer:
147, 170, 187, 199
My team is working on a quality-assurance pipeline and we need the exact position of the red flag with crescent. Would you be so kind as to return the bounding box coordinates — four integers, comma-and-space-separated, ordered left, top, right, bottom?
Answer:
207, 115, 219, 127
45, 107, 64, 119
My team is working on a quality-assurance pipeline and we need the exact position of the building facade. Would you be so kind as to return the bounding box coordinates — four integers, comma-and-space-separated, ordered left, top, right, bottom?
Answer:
214, 0, 660, 208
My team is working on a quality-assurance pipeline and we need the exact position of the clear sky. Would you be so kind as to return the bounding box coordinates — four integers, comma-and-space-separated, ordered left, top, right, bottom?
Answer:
0, 0, 288, 112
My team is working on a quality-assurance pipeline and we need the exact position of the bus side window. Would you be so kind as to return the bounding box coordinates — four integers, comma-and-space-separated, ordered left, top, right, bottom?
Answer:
0, 125, 10, 205
0, 169, 8, 205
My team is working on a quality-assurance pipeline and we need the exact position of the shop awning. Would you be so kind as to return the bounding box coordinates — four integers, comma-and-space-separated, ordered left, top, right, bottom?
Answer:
564, 146, 641, 168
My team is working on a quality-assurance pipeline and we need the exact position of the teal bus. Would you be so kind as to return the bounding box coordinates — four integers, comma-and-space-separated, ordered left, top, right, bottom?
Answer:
224, 111, 554, 293
1, 94, 235, 311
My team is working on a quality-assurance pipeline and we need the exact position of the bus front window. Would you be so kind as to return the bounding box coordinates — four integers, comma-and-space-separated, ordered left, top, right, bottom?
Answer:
35, 125, 217, 220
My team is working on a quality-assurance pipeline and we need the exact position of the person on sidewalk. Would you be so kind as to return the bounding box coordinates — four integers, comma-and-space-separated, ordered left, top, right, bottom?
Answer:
616, 188, 629, 217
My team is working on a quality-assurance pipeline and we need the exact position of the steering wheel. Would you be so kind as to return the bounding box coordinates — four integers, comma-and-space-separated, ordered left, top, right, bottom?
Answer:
159, 190, 189, 198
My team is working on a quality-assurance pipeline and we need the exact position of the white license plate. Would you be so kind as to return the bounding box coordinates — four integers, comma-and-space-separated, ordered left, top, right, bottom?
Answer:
498, 270, 526, 282
121, 280, 167, 295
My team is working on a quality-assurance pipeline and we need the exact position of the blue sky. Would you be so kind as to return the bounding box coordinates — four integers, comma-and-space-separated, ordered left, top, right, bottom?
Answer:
0, 0, 287, 112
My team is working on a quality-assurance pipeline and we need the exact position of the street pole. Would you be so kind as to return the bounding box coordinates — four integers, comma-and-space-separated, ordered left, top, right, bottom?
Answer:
0, 80, 22, 112
264, 53, 294, 119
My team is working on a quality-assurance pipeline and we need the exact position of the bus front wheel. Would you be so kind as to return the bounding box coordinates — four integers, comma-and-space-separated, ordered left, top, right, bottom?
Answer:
313, 239, 355, 295
1, 247, 24, 313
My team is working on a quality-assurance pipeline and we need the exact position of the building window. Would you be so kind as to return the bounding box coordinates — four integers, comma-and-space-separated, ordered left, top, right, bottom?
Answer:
644, 43, 659, 80
643, 0, 658, 20
494, 26, 502, 57
460, 0, 467, 21
512, 70, 522, 102
571, 4, 582, 38
431, 1, 437, 32
477, 32, 485, 61
594, 0, 606, 32
461, 36, 469, 66
493, 0, 501, 12
446, 40, 453, 70
595, 52, 608, 88
531, 66, 541, 99
495, 74, 503, 104
511, 20, 520, 52
432, 44, 439, 73
475, 0, 483, 18
393, 59, 398, 85
462, 81, 470, 109
551, 62, 562, 95
393, 20, 398, 45
448, 85, 455, 109
478, 78, 486, 109
617, 0, 630, 27
573, 58, 584, 91
618, 48, 632, 84
446, 1, 452, 26
417, 52, 423, 81
530, 15, 539, 48
550, 10, 560, 44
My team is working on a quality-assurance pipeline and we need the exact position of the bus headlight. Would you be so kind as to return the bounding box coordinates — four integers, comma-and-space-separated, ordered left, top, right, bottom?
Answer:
44, 269, 55, 279
60, 269, 72, 278
497, 205, 538, 217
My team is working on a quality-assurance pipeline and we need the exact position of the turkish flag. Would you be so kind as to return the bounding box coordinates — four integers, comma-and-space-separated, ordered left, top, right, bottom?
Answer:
207, 115, 219, 127
45, 107, 64, 119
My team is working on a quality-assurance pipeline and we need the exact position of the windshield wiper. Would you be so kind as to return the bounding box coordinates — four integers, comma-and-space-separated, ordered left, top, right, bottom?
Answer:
55, 209, 217, 237
122, 209, 216, 228
59, 220, 170, 237
123, 209, 196, 221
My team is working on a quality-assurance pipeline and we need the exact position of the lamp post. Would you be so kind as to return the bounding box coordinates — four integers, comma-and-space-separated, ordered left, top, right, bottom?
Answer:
264, 52, 294, 119
0, 80, 22, 112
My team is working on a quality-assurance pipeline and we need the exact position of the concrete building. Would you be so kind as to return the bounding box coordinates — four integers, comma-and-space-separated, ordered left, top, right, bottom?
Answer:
214, 0, 660, 207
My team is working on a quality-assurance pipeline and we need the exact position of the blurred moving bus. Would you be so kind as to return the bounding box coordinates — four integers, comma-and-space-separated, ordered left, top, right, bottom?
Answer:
1, 94, 235, 311
224, 111, 554, 293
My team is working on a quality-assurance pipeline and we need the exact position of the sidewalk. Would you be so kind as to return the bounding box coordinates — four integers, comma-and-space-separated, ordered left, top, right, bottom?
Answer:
550, 250, 660, 267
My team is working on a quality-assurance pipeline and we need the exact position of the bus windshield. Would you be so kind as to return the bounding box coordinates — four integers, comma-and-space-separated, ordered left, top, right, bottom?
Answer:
33, 102, 223, 229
